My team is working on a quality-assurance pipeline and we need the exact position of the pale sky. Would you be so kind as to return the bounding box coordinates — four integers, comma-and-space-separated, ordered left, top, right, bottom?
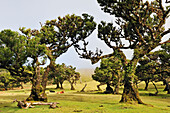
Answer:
0, 0, 169, 69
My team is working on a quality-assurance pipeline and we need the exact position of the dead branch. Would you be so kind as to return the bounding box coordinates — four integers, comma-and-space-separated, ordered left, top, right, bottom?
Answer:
13, 99, 59, 109
80, 83, 87, 92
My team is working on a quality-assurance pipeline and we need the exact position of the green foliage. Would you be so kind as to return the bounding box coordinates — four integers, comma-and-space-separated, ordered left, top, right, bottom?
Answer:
20, 14, 96, 60
0, 69, 14, 90
0, 29, 45, 80
0, 69, 27, 90
49, 63, 80, 89
136, 55, 159, 83
20, 13, 96, 97
92, 56, 123, 85
136, 43, 170, 85
97, 0, 169, 60
0, 30, 27, 71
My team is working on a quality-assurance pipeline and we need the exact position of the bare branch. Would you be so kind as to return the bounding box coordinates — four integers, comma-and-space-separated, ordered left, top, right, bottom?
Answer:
159, 0, 165, 13
159, 39, 170, 45
161, 28, 170, 37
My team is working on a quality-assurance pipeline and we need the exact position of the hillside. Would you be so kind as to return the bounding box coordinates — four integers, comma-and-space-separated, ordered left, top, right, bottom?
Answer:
76, 68, 94, 76
76, 68, 95, 82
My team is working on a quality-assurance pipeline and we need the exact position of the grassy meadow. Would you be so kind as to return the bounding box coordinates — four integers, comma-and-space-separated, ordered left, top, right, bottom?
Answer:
0, 69, 169, 113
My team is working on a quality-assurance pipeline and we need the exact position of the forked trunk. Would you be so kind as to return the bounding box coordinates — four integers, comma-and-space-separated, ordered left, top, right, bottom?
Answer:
69, 80, 75, 90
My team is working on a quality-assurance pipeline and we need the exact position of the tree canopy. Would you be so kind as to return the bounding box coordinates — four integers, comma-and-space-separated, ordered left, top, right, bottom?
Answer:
92, 56, 123, 94
74, 0, 170, 104
19, 13, 96, 101
49, 63, 80, 90
136, 43, 170, 93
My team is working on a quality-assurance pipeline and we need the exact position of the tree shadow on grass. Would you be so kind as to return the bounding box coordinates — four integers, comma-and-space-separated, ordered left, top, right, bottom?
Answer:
139, 92, 170, 98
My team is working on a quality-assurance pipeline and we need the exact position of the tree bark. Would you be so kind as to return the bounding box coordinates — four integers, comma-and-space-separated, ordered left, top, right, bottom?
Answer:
60, 81, 64, 89
27, 65, 47, 102
41, 60, 55, 100
144, 80, 149, 91
120, 61, 144, 104
70, 83, 75, 90
97, 82, 105, 91
120, 79, 144, 104
104, 83, 113, 94
163, 79, 170, 94
80, 83, 87, 92
13, 99, 59, 109
114, 84, 119, 94
113, 76, 121, 94
55, 82, 60, 89
4, 83, 8, 91
152, 81, 158, 95
20, 82, 24, 89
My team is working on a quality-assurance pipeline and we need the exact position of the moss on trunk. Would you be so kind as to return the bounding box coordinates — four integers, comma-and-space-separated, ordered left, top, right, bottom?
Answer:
120, 80, 144, 104
27, 66, 47, 102
26, 86, 47, 102
120, 61, 144, 104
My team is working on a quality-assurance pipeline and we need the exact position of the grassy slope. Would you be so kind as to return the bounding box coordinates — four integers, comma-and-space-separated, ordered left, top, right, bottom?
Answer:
0, 69, 169, 113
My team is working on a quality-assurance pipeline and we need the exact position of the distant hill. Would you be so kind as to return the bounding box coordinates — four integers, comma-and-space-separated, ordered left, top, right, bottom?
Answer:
76, 68, 95, 82
76, 68, 94, 76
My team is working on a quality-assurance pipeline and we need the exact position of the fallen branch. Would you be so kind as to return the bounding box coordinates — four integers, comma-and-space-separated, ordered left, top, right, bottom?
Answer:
80, 84, 87, 92
13, 99, 59, 109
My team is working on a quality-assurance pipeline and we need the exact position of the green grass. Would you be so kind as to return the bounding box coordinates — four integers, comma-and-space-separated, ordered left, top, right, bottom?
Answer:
0, 78, 170, 113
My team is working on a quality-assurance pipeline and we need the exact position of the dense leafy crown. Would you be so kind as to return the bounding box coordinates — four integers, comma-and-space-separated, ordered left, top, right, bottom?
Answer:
93, 56, 123, 84
0, 29, 45, 77
20, 14, 96, 60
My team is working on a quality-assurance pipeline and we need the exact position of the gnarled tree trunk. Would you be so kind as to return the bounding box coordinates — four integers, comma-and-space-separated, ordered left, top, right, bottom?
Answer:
41, 60, 55, 101
120, 62, 144, 104
27, 65, 47, 101
120, 78, 144, 104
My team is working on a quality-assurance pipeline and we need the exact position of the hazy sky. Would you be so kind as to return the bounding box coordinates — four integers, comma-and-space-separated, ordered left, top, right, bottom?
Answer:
0, 0, 169, 69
